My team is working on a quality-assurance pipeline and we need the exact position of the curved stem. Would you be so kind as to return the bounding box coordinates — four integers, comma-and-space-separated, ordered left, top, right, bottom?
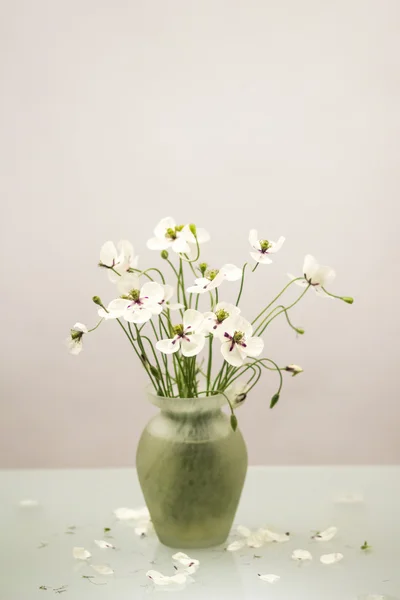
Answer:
258, 285, 310, 335
88, 319, 104, 333
251, 277, 305, 325
235, 263, 247, 306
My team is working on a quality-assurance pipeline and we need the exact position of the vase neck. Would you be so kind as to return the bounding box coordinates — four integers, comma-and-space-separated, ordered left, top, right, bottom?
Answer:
147, 391, 226, 416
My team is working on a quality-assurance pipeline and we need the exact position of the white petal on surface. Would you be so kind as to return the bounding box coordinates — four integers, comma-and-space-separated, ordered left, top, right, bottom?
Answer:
73, 547, 91, 560
236, 525, 252, 538
262, 529, 290, 543
146, 570, 187, 586
229, 314, 253, 337
181, 334, 206, 357
245, 336, 264, 358
94, 540, 115, 549
90, 564, 114, 575
226, 539, 246, 551
292, 549, 312, 561
172, 552, 200, 574
246, 530, 266, 548
183, 309, 204, 332
313, 526, 338, 541
221, 341, 246, 367
113, 506, 150, 520
156, 338, 180, 354
220, 263, 243, 281
249, 229, 260, 249
134, 521, 154, 537
141, 281, 165, 304
320, 553, 343, 565
251, 251, 273, 264
100, 241, 118, 266
258, 574, 280, 583
19, 499, 39, 507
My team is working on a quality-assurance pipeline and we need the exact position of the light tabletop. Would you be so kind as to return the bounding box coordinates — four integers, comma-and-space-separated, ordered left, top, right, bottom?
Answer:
0, 466, 399, 599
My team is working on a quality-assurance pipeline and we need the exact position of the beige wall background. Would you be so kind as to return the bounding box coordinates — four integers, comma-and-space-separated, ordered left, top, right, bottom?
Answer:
0, 0, 399, 467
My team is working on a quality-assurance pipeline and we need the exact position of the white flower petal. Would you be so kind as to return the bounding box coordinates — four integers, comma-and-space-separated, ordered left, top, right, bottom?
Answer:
67, 338, 83, 355
113, 506, 150, 520
303, 254, 318, 278
141, 281, 165, 304
258, 573, 280, 583
167, 302, 185, 310
134, 520, 154, 537
221, 341, 246, 367
19, 499, 39, 507
100, 241, 118, 267
181, 334, 205, 357
245, 336, 264, 358
146, 570, 187, 586
251, 251, 273, 264
94, 540, 115, 549
186, 284, 206, 294
269, 236, 285, 253
73, 547, 91, 560
72, 322, 88, 334
90, 564, 114, 575
147, 236, 168, 250
162, 284, 174, 302
206, 270, 226, 290
262, 529, 290, 543
226, 539, 246, 552
287, 273, 309, 287
313, 526, 338, 541
220, 264, 243, 282
156, 338, 180, 354
236, 525, 252, 538
292, 549, 312, 561
154, 217, 176, 238
172, 236, 190, 254
117, 273, 140, 296
124, 306, 153, 324
194, 227, 210, 243
249, 229, 260, 250
320, 552, 343, 565
183, 309, 204, 332
313, 265, 336, 287
172, 552, 200, 574
246, 530, 266, 548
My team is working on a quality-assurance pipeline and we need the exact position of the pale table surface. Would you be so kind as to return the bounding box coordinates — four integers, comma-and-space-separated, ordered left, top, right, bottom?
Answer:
0, 466, 399, 600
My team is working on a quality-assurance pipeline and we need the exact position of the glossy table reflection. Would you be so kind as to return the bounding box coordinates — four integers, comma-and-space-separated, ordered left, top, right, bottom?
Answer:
0, 467, 399, 599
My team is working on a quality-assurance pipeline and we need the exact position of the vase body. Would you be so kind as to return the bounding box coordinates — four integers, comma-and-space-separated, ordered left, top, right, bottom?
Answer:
136, 392, 248, 549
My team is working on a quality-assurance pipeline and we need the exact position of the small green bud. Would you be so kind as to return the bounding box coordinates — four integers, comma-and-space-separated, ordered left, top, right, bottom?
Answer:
161, 250, 169, 259
199, 262, 208, 275
175, 224, 184, 232
342, 296, 354, 304
260, 239, 271, 251
70, 329, 83, 341
360, 540, 371, 551
206, 268, 219, 281
92, 296, 102, 306
189, 223, 197, 236
270, 393, 280, 409
166, 227, 176, 239
230, 414, 238, 431
295, 328, 305, 335
150, 365, 161, 379
104, 527, 111, 533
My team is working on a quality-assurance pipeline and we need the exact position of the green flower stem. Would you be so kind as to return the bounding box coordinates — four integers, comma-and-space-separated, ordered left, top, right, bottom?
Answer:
215, 287, 219, 306
255, 304, 303, 335
235, 263, 247, 306
251, 277, 305, 326
165, 259, 184, 317
87, 319, 104, 333
179, 258, 188, 308
252, 262, 259, 273
206, 336, 213, 395
129, 268, 153, 281
180, 235, 200, 263
141, 268, 165, 283
141, 334, 168, 396
195, 294, 200, 310
321, 287, 354, 303
116, 318, 157, 389
258, 285, 310, 335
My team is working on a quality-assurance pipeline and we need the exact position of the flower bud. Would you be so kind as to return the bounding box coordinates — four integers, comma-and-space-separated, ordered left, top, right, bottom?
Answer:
150, 365, 161, 379
270, 393, 280, 409
295, 328, 305, 335
199, 262, 208, 275
342, 296, 354, 304
92, 296, 102, 306
285, 364, 303, 377
161, 250, 169, 259
189, 223, 197, 236
230, 414, 238, 431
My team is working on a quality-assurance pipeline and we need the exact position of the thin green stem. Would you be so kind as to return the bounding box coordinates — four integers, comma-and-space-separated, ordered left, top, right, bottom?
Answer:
252, 262, 259, 273
206, 336, 213, 395
235, 263, 247, 306
258, 285, 310, 335
251, 277, 305, 325
87, 319, 104, 333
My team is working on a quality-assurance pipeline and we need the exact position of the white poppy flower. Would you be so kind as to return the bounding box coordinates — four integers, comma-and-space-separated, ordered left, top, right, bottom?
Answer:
219, 315, 264, 367
73, 547, 91, 560
66, 323, 88, 355
146, 569, 187, 586
113, 506, 150, 520
102, 274, 164, 324
147, 217, 209, 254
313, 526, 338, 542
156, 309, 206, 357
187, 264, 242, 295
226, 539, 246, 552
292, 549, 312, 561
320, 552, 343, 565
94, 540, 115, 549
90, 564, 114, 575
249, 230, 285, 264
99, 240, 139, 283
202, 302, 241, 338
159, 284, 184, 311
258, 574, 280, 583
289, 255, 336, 297
172, 552, 200, 575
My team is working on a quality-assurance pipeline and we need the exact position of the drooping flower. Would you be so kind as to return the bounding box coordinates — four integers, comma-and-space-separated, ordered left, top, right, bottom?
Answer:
249, 230, 285, 264
219, 315, 264, 367
146, 570, 187, 586
73, 547, 91, 560
312, 526, 338, 541
187, 264, 242, 295
99, 240, 139, 282
285, 364, 303, 377
225, 380, 248, 408
159, 284, 184, 311
320, 553, 343, 565
292, 549, 312, 561
147, 217, 210, 254
258, 574, 280, 583
101, 274, 164, 324
202, 302, 241, 338
66, 323, 88, 355
288, 255, 336, 297
172, 552, 200, 575
156, 309, 206, 357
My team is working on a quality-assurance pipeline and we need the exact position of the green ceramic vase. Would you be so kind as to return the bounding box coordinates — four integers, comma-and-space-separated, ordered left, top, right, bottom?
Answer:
136, 392, 248, 549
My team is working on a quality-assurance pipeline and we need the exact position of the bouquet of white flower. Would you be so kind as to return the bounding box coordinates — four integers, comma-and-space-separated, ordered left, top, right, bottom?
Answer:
67, 217, 353, 428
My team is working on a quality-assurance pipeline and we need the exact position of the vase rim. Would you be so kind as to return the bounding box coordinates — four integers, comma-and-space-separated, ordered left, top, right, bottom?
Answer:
147, 389, 227, 413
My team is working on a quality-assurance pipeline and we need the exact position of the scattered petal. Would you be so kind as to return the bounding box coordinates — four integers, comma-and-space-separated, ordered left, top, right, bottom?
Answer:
146, 569, 187, 586
113, 506, 150, 520
236, 525, 252, 538
172, 552, 200, 574
258, 573, 280, 583
320, 552, 344, 565
292, 549, 313, 561
134, 521, 154, 537
246, 530, 267, 548
94, 540, 115, 549
262, 528, 290, 543
226, 539, 246, 552
90, 564, 114, 575
313, 526, 338, 541
19, 499, 39, 507
73, 547, 91, 560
